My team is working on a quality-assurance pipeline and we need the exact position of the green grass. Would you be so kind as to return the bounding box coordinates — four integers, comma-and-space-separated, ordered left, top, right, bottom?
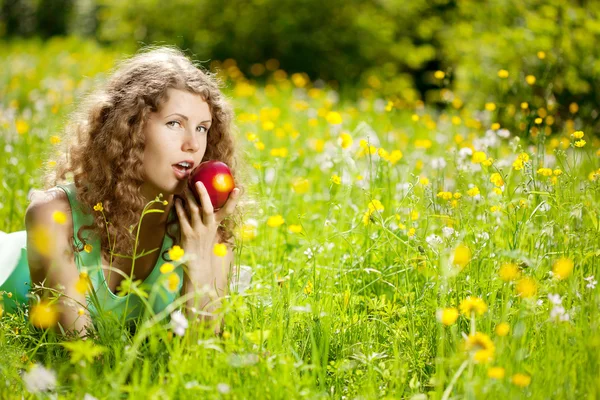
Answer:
1, 37, 599, 399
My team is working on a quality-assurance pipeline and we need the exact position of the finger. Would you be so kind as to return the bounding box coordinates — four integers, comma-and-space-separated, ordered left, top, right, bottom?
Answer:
174, 198, 192, 234
215, 188, 240, 222
195, 182, 215, 224
183, 185, 203, 227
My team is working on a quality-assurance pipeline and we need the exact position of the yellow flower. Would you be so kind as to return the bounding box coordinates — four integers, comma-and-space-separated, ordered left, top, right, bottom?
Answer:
419, 176, 430, 186
326, 111, 342, 125
303, 280, 313, 295
459, 296, 487, 316
525, 75, 536, 85
330, 175, 341, 185
516, 277, 537, 298
521, 102, 529, 109
499, 262, 521, 282
83, 244, 93, 253
534, 117, 543, 124
511, 373, 531, 387
93, 202, 104, 212
453, 244, 472, 268
52, 210, 67, 225
388, 150, 403, 164
407, 228, 416, 237
490, 122, 501, 130
75, 271, 91, 294
368, 199, 384, 212
410, 209, 419, 220
472, 151, 488, 164
574, 139, 586, 148
434, 70, 445, 79
288, 224, 302, 233
490, 173, 504, 187
166, 273, 180, 292
240, 223, 258, 241
488, 367, 505, 379
497, 69, 509, 78
553, 257, 574, 280
362, 210, 374, 226
0, 304, 3, 318
485, 102, 496, 111
572, 130, 584, 139
213, 243, 228, 257
291, 177, 310, 194
30, 225, 55, 258
537, 51, 546, 59
467, 187, 480, 197
465, 332, 495, 363
168, 245, 185, 261
30, 300, 59, 329
495, 322, 510, 336
537, 167, 553, 177
338, 133, 353, 149
255, 141, 265, 150
267, 215, 285, 228
437, 191, 453, 201
16, 119, 29, 135
49, 135, 61, 144
437, 307, 459, 326
160, 263, 175, 274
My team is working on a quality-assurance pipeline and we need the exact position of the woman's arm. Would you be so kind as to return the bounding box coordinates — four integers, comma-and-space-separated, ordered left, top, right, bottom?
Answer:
25, 189, 92, 337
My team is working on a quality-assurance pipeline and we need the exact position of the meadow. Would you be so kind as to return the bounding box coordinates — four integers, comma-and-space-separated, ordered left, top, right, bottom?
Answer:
0, 37, 599, 399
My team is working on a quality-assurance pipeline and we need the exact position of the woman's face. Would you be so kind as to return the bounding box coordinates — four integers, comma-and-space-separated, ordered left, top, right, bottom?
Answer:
140, 88, 212, 200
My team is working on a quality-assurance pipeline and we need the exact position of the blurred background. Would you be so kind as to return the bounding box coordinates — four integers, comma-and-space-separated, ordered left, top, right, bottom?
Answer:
1, 0, 599, 136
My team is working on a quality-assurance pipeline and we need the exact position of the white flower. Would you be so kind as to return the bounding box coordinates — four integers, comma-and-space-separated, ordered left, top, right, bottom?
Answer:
22, 364, 57, 393
584, 276, 597, 289
217, 383, 231, 394
426, 234, 442, 246
548, 293, 562, 305
84, 394, 99, 400
170, 310, 189, 337
442, 227, 455, 237
496, 129, 510, 138
458, 147, 473, 158
431, 157, 447, 169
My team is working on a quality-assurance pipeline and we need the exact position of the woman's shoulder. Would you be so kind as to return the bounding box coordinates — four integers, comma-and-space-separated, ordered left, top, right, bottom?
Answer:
25, 187, 73, 231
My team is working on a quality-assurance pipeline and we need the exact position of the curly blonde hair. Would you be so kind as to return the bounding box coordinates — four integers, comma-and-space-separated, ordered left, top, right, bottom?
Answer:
44, 46, 244, 263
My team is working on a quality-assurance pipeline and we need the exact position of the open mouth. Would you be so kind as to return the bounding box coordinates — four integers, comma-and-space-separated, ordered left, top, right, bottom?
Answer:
172, 165, 192, 180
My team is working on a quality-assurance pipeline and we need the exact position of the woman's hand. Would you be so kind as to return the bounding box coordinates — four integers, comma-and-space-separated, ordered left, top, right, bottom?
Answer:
174, 181, 240, 270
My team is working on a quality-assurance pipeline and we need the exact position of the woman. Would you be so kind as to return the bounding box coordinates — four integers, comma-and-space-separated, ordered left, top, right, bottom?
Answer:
0, 46, 245, 336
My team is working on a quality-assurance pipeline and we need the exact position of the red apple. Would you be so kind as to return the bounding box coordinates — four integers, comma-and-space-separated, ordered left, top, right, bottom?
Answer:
188, 161, 235, 209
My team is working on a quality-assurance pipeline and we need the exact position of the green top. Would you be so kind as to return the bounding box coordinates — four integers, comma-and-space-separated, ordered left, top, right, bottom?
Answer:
59, 182, 184, 321
0, 182, 183, 322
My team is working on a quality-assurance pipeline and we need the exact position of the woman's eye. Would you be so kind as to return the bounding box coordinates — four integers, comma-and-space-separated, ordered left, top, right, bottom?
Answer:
197, 126, 209, 133
167, 120, 182, 128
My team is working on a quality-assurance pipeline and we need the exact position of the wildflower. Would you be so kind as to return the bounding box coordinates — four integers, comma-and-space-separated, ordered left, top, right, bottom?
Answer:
459, 296, 487, 316
170, 310, 189, 336
16, 119, 29, 135
368, 199, 384, 212
442, 227, 455, 237
516, 277, 537, 298
497, 69, 509, 78
465, 332, 495, 363
288, 224, 302, 233
330, 175, 341, 185
572, 130, 584, 139
93, 202, 104, 212
410, 209, 419, 220
534, 117, 543, 124
304, 280, 313, 295
388, 150, 403, 164
584, 275, 597, 289
488, 367, 505, 379
326, 111, 343, 125
52, 210, 67, 225
537, 51, 546, 59
537, 167, 553, 177
434, 70, 445, 79
426, 234, 443, 246
62, 340, 106, 364
553, 257, 574, 280
159, 262, 175, 274
255, 141, 265, 150
419, 176, 430, 185
437, 191, 453, 201
525, 75, 536, 85
452, 244, 472, 268
467, 187, 480, 197
168, 245, 185, 261
407, 228, 416, 237
574, 139, 586, 148
22, 364, 57, 393
30, 300, 59, 329
511, 373, 531, 387
29, 225, 55, 258
485, 102, 496, 111
75, 271, 91, 294
267, 215, 285, 227
166, 273, 180, 292
499, 262, 521, 281
213, 243, 228, 257
495, 322, 510, 336
472, 151, 488, 164
437, 307, 459, 326
84, 244, 93, 253
338, 133, 353, 149
291, 177, 310, 194
488, 173, 504, 188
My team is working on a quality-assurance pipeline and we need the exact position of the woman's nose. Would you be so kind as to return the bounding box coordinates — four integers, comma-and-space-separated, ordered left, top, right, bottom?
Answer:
182, 130, 200, 152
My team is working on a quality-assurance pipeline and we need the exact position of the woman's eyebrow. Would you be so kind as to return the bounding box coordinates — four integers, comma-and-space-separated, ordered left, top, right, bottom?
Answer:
165, 113, 211, 124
